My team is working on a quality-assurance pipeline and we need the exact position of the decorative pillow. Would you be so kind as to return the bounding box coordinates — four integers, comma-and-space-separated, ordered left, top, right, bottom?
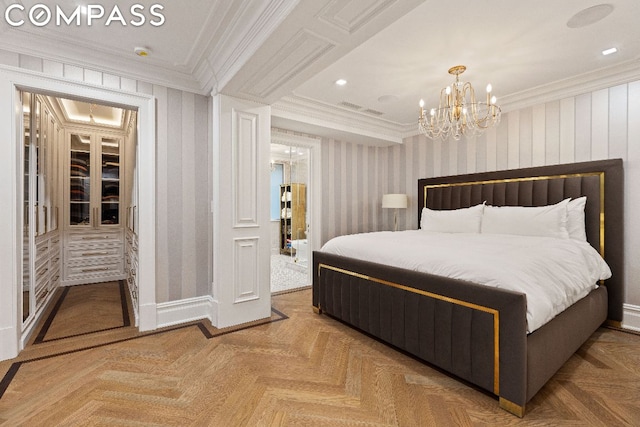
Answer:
481, 199, 570, 238
420, 203, 485, 233
567, 196, 587, 241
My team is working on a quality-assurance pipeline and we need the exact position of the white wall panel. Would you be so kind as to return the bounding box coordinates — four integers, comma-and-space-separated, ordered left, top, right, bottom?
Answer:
433, 139, 442, 176
233, 238, 259, 302
63, 64, 83, 81
341, 141, 348, 234
544, 101, 560, 164
519, 108, 532, 168
626, 81, 640, 307
485, 126, 497, 171
233, 111, 258, 226
181, 92, 197, 299
466, 136, 476, 174
591, 89, 609, 160
574, 93, 592, 162
19, 55, 42, 72
137, 81, 154, 95
496, 116, 509, 170
0, 49, 19, 67
531, 104, 546, 166
103, 73, 121, 90
153, 85, 169, 303
560, 98, 575, 163
507, 110, 520, 168
120, 77, 137, 93
84, 69, 102, 86
42, 60, 64, 78
608, 84, 628, 161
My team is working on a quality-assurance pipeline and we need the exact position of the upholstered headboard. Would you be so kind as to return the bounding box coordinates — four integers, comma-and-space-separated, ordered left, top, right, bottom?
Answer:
417, 159, 624, 323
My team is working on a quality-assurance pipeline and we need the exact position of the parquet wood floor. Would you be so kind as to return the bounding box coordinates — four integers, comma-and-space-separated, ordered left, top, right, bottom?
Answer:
1, 287, 639, 426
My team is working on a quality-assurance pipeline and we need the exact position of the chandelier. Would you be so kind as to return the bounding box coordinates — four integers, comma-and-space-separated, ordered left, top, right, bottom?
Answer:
418, 65, 501, 140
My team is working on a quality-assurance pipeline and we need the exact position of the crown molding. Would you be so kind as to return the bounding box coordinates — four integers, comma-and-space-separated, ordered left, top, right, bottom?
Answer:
499, 59, 640, 113
271, 127, 321, 146
0, 32, 202, 94
272, 94, 407, 145
200, 0, 301, 95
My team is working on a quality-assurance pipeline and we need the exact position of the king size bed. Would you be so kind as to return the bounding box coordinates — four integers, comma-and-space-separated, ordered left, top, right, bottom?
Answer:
312, 159, 623, 417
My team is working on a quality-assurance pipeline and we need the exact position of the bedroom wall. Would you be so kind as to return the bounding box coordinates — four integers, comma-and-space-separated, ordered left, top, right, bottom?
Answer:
0, 49, 212, 304
318, 80, 640, 324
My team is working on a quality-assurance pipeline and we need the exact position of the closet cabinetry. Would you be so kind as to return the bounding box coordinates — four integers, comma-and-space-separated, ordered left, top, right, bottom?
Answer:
63, 130, 125, 285
279, 183, 306, 255
22, 92, 62, 332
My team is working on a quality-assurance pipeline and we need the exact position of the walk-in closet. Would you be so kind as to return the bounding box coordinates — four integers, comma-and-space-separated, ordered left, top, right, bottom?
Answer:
20, 90, 139, 345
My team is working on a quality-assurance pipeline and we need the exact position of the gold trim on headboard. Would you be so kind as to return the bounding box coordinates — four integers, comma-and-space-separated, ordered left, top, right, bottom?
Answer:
318, 263, 501, 396
422, 171, 606, 258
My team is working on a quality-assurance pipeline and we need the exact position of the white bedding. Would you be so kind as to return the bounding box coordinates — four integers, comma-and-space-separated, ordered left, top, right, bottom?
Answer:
320, 231, 612, 332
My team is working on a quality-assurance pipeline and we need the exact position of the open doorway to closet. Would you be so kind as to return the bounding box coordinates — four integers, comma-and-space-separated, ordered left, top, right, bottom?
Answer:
19, 90, 139, 346
270, 142, 310, 293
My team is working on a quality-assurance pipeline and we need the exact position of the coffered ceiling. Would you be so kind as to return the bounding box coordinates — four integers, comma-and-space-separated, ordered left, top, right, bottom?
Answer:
2, 0, 639, 145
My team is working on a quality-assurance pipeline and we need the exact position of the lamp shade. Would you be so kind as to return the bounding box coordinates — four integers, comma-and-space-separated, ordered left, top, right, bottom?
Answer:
382, 194, 408, 209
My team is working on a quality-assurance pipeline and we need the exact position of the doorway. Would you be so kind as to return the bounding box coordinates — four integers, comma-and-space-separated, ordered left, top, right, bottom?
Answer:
270, 143, 309, 293
269, 129, 321, 294
0, 68, 156, 361
19, 90, 139, 344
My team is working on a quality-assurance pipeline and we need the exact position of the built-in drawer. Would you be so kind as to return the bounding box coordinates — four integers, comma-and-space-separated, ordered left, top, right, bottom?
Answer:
35, 236, 49, 259
65, 244, 122, 262
67, 229, 123, 244
64, 258, 123, 280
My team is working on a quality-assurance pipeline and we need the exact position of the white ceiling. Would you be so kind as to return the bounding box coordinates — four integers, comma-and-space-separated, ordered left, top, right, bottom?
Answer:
55, 97, 125, 128
2, 0, 639, 145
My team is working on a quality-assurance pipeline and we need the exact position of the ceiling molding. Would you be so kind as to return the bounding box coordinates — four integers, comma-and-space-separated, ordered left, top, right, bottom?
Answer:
237, 29, 336, 100
203, 0, 301, 95
271, 127, 321, 146
499, 59, 640, 113
272, 94, 405, 145
317, 0, 397, 34
0, 33, 201, 94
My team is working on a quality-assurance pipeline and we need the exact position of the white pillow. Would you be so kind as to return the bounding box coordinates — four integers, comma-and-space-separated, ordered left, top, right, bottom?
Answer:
481, 199, 570, 239
567, 196, 587, 241
420, 203, 485, 233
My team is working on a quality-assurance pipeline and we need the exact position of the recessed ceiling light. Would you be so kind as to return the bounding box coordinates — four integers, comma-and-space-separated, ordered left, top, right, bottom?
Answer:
335, 79, 347, 86
602, 47, 618, 56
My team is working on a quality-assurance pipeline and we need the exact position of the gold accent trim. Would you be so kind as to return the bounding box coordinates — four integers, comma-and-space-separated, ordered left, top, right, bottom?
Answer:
312, 306, 321, 315
605, 319, 622, 328
599, 172, 605, 258
422, 171, 606, 258
318, 263, 500, 395
499, 397, 525, 418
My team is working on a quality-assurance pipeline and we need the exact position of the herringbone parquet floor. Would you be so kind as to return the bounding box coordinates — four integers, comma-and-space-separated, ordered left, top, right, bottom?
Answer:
1, 286, 639, 426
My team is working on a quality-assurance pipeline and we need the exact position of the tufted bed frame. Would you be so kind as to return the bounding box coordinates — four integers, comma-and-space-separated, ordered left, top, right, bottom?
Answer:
312, 159, 623, 417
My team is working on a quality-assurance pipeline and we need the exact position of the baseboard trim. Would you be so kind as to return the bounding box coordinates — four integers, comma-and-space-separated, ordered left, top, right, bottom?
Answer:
623, 303, 640, 332
0, 326, 18, 361
138, 302, 157, 332
156, 296, 213, 329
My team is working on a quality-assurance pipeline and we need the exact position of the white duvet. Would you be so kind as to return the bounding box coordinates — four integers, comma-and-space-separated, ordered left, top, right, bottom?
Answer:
320, 231, 612, 332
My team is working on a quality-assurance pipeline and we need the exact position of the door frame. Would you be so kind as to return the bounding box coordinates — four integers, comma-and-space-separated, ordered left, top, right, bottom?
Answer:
270, 129, 322, 287
0, 65, 157, 361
